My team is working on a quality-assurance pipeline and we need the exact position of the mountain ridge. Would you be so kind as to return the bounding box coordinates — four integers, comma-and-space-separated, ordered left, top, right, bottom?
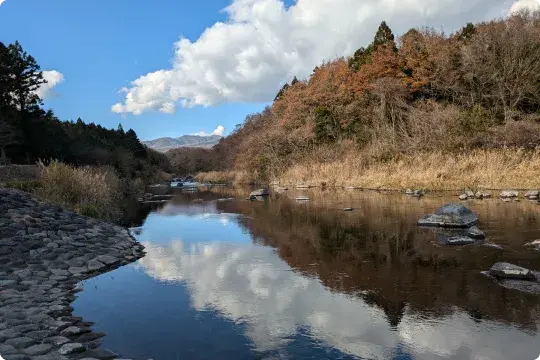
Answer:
142, 134, 222, 152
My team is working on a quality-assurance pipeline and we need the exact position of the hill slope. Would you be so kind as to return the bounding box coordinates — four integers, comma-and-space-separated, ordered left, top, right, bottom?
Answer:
143, 135, 222, 152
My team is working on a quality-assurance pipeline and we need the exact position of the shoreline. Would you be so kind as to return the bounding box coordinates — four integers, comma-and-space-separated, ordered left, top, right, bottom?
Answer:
0, 188, 146, 360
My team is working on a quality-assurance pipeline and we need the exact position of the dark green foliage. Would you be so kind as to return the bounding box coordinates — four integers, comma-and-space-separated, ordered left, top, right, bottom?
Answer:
0, 40, 170, 181
274, 82, 290, 101
314, 106, 341, 143
348, 45, 374, 71
373, 21, 396, 49
349, 21, 396, 71
458, 23, 476, 41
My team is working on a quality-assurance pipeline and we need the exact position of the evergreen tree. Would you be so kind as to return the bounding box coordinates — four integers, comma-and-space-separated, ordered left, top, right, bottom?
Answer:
274, 82, 290, 101
373, 21, 395, 48
6, 41, 46, 112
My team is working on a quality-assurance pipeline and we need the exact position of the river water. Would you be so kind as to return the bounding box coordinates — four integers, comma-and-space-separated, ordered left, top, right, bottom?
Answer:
73, 187, 540, 360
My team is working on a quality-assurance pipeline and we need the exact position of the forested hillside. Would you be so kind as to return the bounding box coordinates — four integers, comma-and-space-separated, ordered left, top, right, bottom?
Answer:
188, 11, 540, 189
0, 41, 170, 180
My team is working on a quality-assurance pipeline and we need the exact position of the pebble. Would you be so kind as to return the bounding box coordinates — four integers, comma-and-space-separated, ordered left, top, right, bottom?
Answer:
23, 344, 52, 356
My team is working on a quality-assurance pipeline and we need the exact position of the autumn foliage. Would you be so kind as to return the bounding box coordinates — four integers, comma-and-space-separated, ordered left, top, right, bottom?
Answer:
173, 10, 540, 184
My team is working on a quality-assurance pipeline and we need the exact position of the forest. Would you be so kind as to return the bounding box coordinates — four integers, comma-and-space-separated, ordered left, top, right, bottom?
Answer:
172, 10, 540, 189
0, 41, 170, 180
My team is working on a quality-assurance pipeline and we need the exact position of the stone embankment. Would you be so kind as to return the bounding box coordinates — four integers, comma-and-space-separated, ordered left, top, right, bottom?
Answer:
0, 188, 145, 360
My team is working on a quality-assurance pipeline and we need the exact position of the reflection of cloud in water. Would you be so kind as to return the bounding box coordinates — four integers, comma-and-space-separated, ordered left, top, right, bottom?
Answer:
137, 240, 540, 359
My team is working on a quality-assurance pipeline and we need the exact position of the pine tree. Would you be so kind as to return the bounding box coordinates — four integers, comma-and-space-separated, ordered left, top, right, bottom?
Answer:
373, 21, 395, 48
6, 41, 46, 112
274, 82, 290, 101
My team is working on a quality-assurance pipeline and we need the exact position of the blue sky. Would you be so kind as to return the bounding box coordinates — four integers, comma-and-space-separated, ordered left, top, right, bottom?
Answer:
0, 0, 528, 141
0, 0, 271, 140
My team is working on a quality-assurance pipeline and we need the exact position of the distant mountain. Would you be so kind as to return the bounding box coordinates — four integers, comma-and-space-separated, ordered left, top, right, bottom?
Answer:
142, 135, 222, 152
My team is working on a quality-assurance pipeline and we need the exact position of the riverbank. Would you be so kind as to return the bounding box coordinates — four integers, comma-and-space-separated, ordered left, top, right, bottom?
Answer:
196, 148, 540, 191
0, 188, 145, 360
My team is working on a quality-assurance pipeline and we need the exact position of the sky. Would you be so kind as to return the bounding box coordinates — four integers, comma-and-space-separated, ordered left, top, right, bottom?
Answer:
0, 0, 538, 141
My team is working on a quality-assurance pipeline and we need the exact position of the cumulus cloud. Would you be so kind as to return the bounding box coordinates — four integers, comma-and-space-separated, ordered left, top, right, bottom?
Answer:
111, 0, 519, 115
509, 0, 540, 13
192, 125, 225, 137
0, 0, 7, 6
36, 70, 65, 100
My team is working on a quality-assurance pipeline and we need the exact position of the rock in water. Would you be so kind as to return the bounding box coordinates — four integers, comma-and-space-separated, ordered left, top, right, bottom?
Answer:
418, 203, 478, 228
488, 262, 537, 280
250, 189, 269, 197
500, 190, 519, 198
465, 189, 474, 198
459, 194, 468, 200
296, 196, 310, 201
446, 236, 476, 246
343, 208, 353, 212
405, 189, 414, 195
524, 190, 540, 200
475, 191, 491, 199
467, 226, 485, 239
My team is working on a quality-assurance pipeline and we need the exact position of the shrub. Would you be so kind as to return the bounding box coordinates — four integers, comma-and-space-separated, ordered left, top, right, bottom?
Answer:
36, 160, 122, 222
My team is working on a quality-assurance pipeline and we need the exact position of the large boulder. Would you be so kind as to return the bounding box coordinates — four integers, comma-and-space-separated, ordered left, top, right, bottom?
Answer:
488, 262, 536, 281
418, 203, 478, 228
250, 189, 269, 197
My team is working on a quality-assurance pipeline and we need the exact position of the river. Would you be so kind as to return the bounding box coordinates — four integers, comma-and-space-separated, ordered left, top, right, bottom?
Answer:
72, 187, 540, 360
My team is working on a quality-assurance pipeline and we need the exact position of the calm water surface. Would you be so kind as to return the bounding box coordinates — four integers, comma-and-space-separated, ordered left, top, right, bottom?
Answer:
73, 188, 540, 360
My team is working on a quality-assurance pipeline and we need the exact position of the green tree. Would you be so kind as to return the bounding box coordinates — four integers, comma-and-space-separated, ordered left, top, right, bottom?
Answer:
373, 21, 396, 50
274, 82, 290, 101
6, 41, 46, 112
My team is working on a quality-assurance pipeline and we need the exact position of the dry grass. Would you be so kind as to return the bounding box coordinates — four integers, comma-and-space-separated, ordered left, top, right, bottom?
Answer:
272, 148, 540, 190
36, 161, 122, 221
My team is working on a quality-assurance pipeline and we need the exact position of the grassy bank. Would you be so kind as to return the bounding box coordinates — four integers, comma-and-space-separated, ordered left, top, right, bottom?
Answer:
196, 148, 540, 190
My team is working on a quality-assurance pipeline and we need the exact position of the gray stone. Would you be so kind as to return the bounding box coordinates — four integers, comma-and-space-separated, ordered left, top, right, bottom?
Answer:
68, 266, 88, 275
5, 337, 35, 348
525, 239, 540, 250
488, 262, 537, 280
0, 344, 19, 355
500, 190, 519, 198
61, 326, 91, 336
77, 349, 118, 360
58, 343, 86, 355
23, 344, 52, 356
0, 280, 17, 286
464, 189, 474, 198
250, 189, 269, 197
418, 203, 478, 228
96, 255, 119, 266
3, 355, 31, 360
87, 260, 106, 272
524, 190, 540, 199
458, 194, 468, 201
50, 269, 70, 276
467, 226, 485, 239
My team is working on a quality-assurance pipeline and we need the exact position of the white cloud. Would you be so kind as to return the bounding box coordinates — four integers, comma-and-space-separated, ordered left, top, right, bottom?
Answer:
0, 0, 7, 6
36, 70, 65, 100
509, 0, 540, 13
192, 125, 225, 137
112, 0, 520, 115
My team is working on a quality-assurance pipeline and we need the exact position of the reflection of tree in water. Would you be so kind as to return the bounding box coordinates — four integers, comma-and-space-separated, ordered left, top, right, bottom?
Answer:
212, 191, 540, 331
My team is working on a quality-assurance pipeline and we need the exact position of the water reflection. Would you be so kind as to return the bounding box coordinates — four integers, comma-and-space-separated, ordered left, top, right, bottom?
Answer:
73, 189, 540, 360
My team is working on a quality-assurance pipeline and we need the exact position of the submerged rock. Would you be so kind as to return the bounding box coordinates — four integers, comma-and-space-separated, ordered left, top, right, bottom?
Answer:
418, 203, 478, 228
343, 208, 354, 212
467, 226, 485, 239
250, 189, 269, 197
459, 194, 468, 201
296, 196, 310, 201
465, 189, 475, 198
500, 190, 519, 198
405, 189, 414, 195
487, 262, 537, 281
445, 236, 476, 246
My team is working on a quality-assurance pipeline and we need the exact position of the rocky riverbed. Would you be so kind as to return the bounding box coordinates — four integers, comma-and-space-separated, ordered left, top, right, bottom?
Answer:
0, 188, 145, 360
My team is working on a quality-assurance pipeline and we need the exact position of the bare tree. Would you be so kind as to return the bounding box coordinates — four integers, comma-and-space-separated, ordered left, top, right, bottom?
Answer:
461, 10, 540, 121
